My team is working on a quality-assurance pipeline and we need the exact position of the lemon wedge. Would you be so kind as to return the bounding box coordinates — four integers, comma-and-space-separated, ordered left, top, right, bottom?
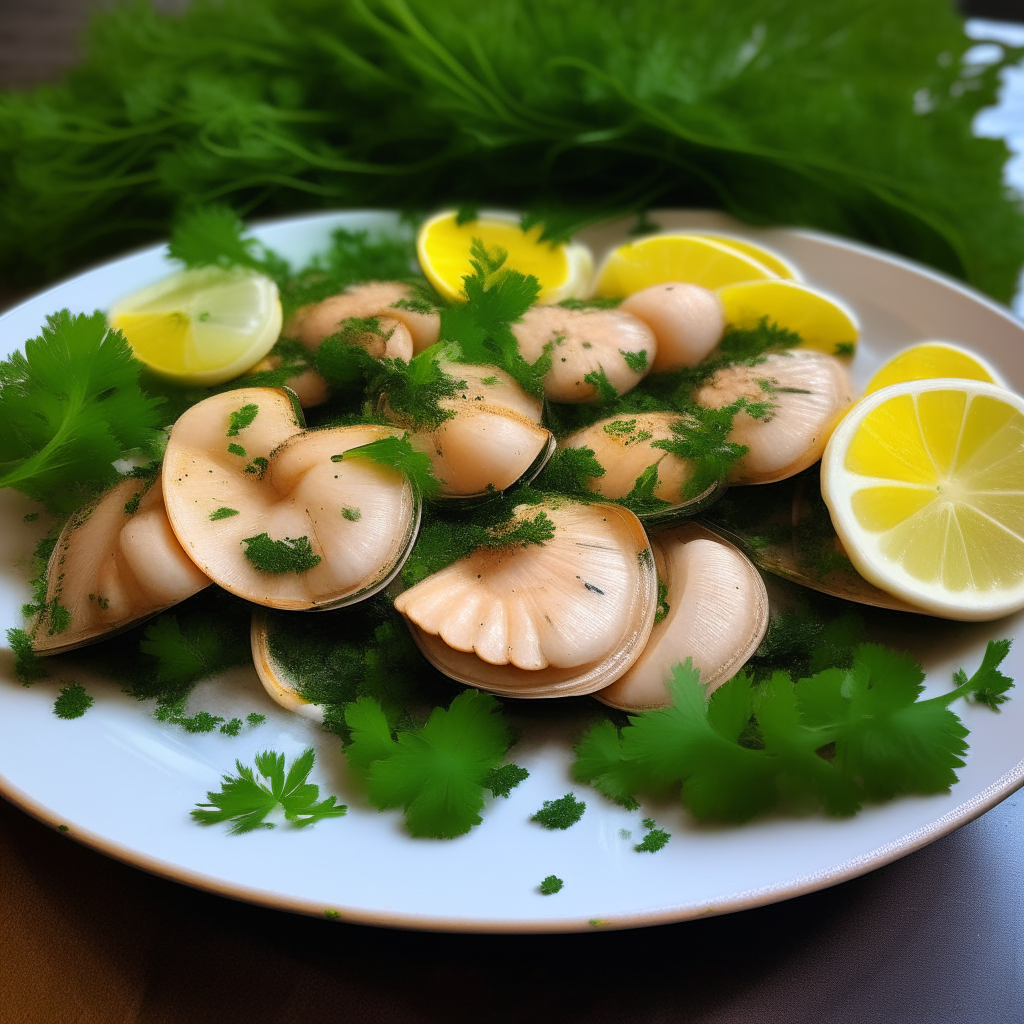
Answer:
593, 233, 777, 298
865, 341, 1006, 395
694, 234, 801, 280
109, 267, 282, 386
417, 210, 592, 304
821, 379, 1024, 620
717, 279, 859, 356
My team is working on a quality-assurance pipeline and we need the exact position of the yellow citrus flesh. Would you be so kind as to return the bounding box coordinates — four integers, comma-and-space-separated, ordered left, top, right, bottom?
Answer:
109, 267, 282, 386
718, 279, 859, 356
821, 379, 1024, 620
695, 234, 801, 280
416, 210, 592, 304
865, 341, 1005, 395
593, 233, 777, 298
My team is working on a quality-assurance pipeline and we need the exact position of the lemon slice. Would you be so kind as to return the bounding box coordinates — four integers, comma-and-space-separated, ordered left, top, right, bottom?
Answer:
109, 267, 282, 386
694, 234, 801, 280
417, 210, 592, 304
593, 233, 777, 298
718, 279, 859, 356
865, 341, 1006, 395
821, 379, 1024, 620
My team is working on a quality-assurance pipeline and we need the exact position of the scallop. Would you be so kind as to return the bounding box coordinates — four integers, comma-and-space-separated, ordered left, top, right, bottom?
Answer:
597, 524, 768, 710
32, 475, 210, 655
250, 610, 325, 722
163, 388, 419, 610
286, 281, 439, 354
394, 500, 658, 697
620, 283, 725, 373
559, 412, 722, 521
511, 306, 655, 403
394, 362, 554, 497
695, 349, 853, 484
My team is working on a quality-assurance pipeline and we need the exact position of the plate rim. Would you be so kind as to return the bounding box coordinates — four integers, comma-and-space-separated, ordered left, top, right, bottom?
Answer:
2, 207, 1024, 934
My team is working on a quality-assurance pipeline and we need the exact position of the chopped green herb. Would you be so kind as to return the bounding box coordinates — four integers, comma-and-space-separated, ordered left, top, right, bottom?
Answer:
220, 718, 243, 736
480, 375, 499, 386
23, 512, 40, 523
531, 793, 586, 830
209, 507, 239, 521
654, 578, 670, 625
324, 908, 341, 920
45, 600, 71, 636
169, 206, 289, 282
6, 627, 46, 684
484, 763, 530, 798
242, 533, 321, 575
123, 492, 141, 515
483, 511, 555, 549
621, 349, 648, 373
618, 828, 632, 839
558, 297, 622, 310
192, 748, 346, 835
539, 875, 564, 895
835, 342, 855, 357
244, 457, 268, 479
337, 434, 440, 497
156, 705, 224, 733
954, 638, 1014, 708
574, 644, 1013, 823
0, 310, 164, 512
246, 713, 267, 726
227, 442, 247, 457
617, 463, 671, 517
455, 204, 479, 226
226, 403, 259, 437
341, 506, 362, 522
635, 817, 671, 852
439, 239, 545, 397
344, 689, 519, 839
533, 446, 604, 499
583, 367, 618, 403
53, 683, 93, 719
391, 297, 437, 315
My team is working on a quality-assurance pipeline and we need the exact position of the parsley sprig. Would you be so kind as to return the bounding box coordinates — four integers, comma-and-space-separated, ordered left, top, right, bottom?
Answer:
574, 641, 1013, 822
192, 748, 346, 835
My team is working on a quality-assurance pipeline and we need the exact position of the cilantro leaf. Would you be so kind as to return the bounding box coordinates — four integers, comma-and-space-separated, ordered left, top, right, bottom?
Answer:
439, 239, 544, 397
0, 311, 164, 512
53, 683, 93, 719
484, 763, 530, 798
344, 689, 520, 839
168, 205, 289, 283
531, 793, 586, 830
951, 638, 1014, 708
192, 748, 346, 835
337, 434, 440, 498
573, 644, 1015, 823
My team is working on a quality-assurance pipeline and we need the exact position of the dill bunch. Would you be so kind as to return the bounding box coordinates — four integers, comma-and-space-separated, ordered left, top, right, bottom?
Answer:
0, 0, 1020, 299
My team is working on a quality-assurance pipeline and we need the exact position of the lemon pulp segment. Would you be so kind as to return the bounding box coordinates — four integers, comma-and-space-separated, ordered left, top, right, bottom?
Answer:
821, 380, 1024, 619
593, 234, 777, 298
417, 211, 589, 304
109, 267, 282, 385
694, 234, 801, 280
865, 341, 1004, 394
717, 279, 858, 356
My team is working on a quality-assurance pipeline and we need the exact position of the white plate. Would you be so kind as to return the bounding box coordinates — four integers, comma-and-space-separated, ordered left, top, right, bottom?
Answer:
1, 209, 1023, 934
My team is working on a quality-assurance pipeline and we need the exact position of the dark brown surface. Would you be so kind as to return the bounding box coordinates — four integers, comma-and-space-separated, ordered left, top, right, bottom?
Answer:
2, 3, 1024, 1021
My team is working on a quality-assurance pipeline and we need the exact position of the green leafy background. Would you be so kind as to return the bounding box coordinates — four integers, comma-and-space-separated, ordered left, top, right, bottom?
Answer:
1, 0, 1022, 298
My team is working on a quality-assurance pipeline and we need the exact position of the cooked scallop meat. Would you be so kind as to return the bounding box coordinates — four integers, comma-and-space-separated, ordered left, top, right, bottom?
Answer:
395, 500, 657, 697
32, 476, 210, 655
285, 281, 439, 354
395, 362, 553, 497
512, 306, 655, 403
163, 388, 419, 610
559, 412, 708, 511
598, 524, 769, 710
695, 349, 853, 484
620, 283, 725, 373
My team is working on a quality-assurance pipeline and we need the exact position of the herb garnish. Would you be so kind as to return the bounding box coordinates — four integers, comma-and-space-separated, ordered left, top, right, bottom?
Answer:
192, 748, 346, 835
574, 643, 1013, 822
226, 403, 259, 436
531, 793, 586, 830
0, 311, 164, 512
242, 533, 321, 575
634, 817, 670, 852
53, 683, 93, 719
539, 875, 564, 895
209, 507, 239, 520
336, 434, 440, 497
344, 689, 527, 839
